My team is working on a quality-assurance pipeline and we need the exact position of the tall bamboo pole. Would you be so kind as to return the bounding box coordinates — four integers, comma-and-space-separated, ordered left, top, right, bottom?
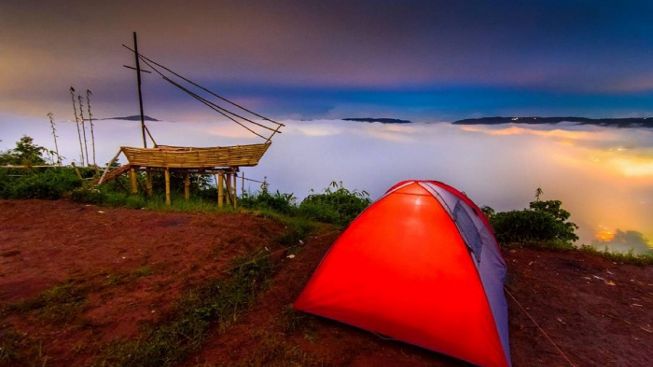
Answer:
133, 32, 147, 148
70, 87, 85, 165
78, 95, 90, 166
86, 89, 96, 166
132, 33, 151, 196
46, 112, 61, 165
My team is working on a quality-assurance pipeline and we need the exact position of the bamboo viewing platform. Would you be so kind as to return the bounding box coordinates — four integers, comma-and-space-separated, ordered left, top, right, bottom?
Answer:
98, 143, 271, 208
121, 143, 270, 168
96, 33, 283, 208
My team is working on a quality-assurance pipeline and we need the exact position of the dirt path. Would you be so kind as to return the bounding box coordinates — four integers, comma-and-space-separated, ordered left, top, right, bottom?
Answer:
1, 200, 652, 366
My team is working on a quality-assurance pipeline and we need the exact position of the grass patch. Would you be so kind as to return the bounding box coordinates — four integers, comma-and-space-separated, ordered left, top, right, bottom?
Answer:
501, 240, 577, 251
7, 265, 156, 324
104, 265, 154, 286
11, 281, 88, 324
0, 326, 48, 367
504, 242, 653, 266
278, 306, 319, 345
134, 265, 154, 277
72, 187, 238, 213
579, 245, 653, 266
226, 332, 325, 367
94, 250, 276, 367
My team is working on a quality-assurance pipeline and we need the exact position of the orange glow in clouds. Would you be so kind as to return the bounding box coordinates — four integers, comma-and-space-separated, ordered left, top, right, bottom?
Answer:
595, 228, 616, 242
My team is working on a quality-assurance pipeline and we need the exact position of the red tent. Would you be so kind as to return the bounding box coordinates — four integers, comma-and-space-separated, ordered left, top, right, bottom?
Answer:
294, 180, 511, 367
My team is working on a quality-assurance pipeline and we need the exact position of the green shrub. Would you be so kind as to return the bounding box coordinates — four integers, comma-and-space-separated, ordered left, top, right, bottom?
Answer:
298, 181, 370, 226
296, 200, 340, 224
487, 189, 578, 248
2, 168, 81, 199
71, 187, 106, 204
490, 209, 575, 248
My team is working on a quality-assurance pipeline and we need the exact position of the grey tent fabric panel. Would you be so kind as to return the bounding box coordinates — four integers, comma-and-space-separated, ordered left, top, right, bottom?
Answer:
476, 223, 511, 366
453, 201, 483, 262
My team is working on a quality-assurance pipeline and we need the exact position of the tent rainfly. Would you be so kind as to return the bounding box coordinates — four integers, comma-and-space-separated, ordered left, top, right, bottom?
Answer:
294, 180, 511, 367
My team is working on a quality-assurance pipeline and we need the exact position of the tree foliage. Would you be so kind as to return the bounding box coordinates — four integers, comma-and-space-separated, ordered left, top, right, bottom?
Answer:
0, 136, 50, 166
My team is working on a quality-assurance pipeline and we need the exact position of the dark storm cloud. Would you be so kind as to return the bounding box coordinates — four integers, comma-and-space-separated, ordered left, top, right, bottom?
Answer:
2, 0, 653, 119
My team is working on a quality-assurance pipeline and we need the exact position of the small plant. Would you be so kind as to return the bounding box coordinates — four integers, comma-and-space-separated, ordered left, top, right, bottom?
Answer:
240, 183, 297, 215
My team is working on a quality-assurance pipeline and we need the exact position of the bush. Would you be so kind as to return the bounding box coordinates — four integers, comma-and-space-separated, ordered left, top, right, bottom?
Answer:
1, 168, 81, 200
298, 181, 371, 226
490, 209, 575, 248
487, 189, 578, 248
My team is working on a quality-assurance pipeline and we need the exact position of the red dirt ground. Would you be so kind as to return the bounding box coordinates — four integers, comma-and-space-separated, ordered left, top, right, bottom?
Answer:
0, 200, 286, 366
1, 200, 652, 366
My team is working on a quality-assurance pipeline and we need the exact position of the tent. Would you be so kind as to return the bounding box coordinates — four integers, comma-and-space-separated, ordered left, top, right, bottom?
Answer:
294, 180, 511, 367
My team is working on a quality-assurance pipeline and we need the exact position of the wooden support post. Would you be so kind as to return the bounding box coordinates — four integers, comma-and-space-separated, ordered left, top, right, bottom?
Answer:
232, 172, 238, 209
217, 172, 224, 208
241, 171, 245, 196
184, 172, 190, 201
130, 167, 138, 194
145, 169, 153, 196
164, 168, 171, 206
225, 173, 232, 206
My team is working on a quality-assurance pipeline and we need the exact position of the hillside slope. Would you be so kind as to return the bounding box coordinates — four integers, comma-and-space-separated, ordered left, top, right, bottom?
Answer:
1, 200, 651, 366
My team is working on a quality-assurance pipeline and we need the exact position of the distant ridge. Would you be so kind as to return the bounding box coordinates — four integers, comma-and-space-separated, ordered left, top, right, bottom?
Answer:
103, 115, 160, 122
343, 117, 412, 124
453, 116, 653, 128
